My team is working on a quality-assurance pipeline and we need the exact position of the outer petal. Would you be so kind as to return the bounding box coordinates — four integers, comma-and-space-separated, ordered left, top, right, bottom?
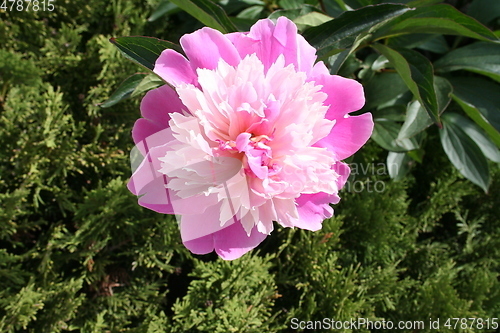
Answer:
128, 140, 219, 215
183, 220, 268, 260
315, 113, 374, 160
128, 142, 173, 213
180, 27, 241, 70
295, 192, 340, 231
154, 49, 197, 86
133, 85, 185, 145
226, 17, 316, 73
312, 74, 365, 120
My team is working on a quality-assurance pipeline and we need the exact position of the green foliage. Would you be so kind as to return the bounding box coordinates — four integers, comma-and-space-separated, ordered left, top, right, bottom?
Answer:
1, 0, 500, 332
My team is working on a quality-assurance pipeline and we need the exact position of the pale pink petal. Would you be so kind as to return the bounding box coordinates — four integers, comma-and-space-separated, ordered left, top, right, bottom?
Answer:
312, 74, 365, 120
315, 113, 374, 160
154, 49, 197, 86
184, 221, 268, 260
295, 192, 340, 231
180, 27, 240, 70
227, 17, 316, 73
128, 143, 173, 213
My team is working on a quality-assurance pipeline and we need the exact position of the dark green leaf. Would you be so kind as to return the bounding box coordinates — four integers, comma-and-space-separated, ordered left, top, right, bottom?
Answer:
302, 4, 412, 59
449, 77, 500, 147
389, 33, 448, 54
148, 0, 179, 22
467, 0, 500, 26
372, 44, 439, 124
131, 74, 165, 98
168, 0, 237, 33
100, 73, 147, 108
363, 72, 410, 111
417, 34, 449, 54
279, 0, 305, 10
110, 36, 182, 71
444, 113, 500, 163
372, 119, 420, 152
398, 76, 452, 140
406, 0, 444, 7
434, 42, 500, 83
268, 5, 319, 21
236, 5, 263, 20
374, 4, 498, 42
440, 113, 491, 192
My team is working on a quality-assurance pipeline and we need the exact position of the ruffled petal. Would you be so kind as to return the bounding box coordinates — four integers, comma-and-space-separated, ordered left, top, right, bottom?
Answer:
312, 74, 366, 120
227, 17, 316, 73
180, 27, 241, 70
295, 192, 339, 231
183, 220, 268, 260
154, 49, 197, 86
315, 113, 374, 160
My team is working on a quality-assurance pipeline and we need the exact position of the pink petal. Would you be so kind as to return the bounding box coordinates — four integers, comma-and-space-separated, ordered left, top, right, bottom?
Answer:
334, 161, 350, 189
133, 85, 185, 145
312, 74, 366, 120
315, 113, 374, 160
154, 49, 197, 86
180, 27, 241, 70
128, 142, 173, 213
183, 220, 268, 260
227, 17, 317, 73
128, 141, 219, 214
295, 192, 340, 231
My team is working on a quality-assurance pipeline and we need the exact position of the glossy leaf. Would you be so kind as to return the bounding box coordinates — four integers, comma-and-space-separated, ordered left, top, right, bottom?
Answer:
449, 77, 500, 147
372, 119, 420, 152
168, 0, 237, 33
100, 73, 147, 108
110, 36, 182, 71
294, 12, 333, 30
131, 74, 165, 98
363, 72, 410, 111
434, 42, 500, 83
148, 0, 179, 22
444, 113, 500, 163
440, 113, 490, 192
268, 5, 319, 21
387, 151, 412, 181
374, 4, 499, 42
372, 44, 439, 124
467, 0, 500, 26
302, 4, 412, 58
398, 76, 452, 140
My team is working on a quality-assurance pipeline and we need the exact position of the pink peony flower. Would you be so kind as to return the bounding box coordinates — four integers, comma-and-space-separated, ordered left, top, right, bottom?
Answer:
128, 17, 373, 260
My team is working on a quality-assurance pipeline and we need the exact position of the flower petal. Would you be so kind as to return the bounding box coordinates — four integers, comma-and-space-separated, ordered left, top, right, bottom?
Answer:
295, 192, 339, 231
154, 49, 197, 86
313, 74, 366, 120
183, 220, 268, 260
227, 17, 316, 73
133, 85, 185, 146
180, 27, 241, 70
315, 113, 374, 160
128, 142, 174, 213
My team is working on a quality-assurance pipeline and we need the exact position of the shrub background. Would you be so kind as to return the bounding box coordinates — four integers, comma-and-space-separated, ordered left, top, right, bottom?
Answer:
1, 0, 499, 332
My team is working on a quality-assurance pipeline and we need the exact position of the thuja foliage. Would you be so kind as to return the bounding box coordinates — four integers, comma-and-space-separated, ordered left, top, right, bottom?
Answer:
1, 0, 500, 332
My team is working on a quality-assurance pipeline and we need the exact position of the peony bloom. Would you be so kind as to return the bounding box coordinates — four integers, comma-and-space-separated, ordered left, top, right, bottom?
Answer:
128, 17, 373, 260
